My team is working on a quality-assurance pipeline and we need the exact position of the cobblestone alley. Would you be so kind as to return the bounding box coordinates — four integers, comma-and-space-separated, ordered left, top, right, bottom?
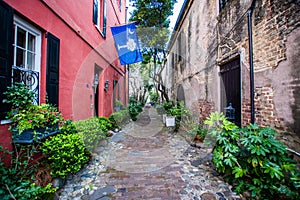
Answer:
57, 107, 243, 200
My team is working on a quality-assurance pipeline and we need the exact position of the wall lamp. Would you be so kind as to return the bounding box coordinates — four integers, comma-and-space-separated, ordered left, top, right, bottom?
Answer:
93, 74, 99, 93
104, 80, 109, 92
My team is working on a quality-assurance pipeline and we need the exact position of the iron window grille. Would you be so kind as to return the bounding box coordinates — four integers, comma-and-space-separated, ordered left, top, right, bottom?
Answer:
12, 65, 39, 105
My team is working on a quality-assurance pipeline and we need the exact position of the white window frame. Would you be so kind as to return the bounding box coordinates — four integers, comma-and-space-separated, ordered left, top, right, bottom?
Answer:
94, 0, 107, 37
13, 16, 41, 73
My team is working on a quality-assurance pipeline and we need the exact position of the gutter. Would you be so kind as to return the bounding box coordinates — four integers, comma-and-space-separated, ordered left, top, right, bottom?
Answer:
247, 0, 257, 124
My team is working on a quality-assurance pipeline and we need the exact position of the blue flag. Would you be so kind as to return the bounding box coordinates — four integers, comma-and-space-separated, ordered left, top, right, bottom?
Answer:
110, 23, 143, 65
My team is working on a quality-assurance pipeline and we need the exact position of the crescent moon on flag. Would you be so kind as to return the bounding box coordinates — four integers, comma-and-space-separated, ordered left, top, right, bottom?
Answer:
128, 28, 135, 34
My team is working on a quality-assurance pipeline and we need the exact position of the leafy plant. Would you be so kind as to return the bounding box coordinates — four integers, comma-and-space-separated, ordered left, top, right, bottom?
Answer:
98, 117, 113, 133
154, 103, 165, 115
41, 121, 90, 178
164, 101, 191, 132
74, 117, 106, 151
205, 112, 300, 199
149, 92, 159, 104
0, 145, 56, 200
3, 82, 35, 110
109, 110, 131, 128
128, 96, 143, 121
10, 104, 63, 134
115, 100, 124, 108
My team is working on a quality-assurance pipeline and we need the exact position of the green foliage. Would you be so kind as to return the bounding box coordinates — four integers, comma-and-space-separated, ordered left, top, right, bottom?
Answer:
0, 145, 56, 199
149, 92, 159, 104
128, 97, 143, 121
41, 121, 90, 178
98, 117, 113, 133
3, 82, 35, 110
164, 101, 191, 132
129, 0, 176, 102
10, 104, 63, 134
109, 110, 131, 127
74, 117, 106, 151
115, 100, 124, 108
155, 103, 165, 114
130, 0, 176, 28
205, 112, 300, 199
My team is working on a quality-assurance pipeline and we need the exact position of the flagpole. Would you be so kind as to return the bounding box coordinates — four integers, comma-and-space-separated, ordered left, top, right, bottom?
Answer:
110, 21, 136, 27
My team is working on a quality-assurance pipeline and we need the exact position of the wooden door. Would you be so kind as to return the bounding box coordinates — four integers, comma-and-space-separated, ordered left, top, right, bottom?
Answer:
220, 58, 241, 126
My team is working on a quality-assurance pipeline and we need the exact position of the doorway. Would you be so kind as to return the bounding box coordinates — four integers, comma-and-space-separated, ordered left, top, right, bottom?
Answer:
220, 57, 241, 126
94, 65, 102, 116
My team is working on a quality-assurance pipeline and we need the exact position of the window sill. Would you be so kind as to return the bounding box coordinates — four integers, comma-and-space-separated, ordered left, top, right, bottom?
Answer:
1, 120, 12, 125
94, 25, 106, 38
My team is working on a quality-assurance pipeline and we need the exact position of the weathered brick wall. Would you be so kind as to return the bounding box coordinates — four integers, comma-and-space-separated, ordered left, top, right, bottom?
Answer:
167, 0, 300, 153
243, 86, 300, 152
190, 100, 215, 122
219, 0, 300, 153
254, 86, 285, 130
252, 0, 300, 71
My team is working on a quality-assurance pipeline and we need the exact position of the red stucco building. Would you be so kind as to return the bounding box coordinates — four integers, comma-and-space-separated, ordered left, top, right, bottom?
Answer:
0, 0, 128, 161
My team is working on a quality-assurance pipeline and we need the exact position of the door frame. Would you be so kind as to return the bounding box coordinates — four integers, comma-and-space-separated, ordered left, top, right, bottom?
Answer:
219, 56, 242, 126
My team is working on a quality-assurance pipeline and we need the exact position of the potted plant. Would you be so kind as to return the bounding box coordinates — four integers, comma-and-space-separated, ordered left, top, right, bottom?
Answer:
10, 104, 63, 143
3, 83, 64, 144
114, 100, 124, 112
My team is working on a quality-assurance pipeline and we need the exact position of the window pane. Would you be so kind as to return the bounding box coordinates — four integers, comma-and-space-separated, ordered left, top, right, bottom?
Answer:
16, 47, 25, 67
28, 33, 35, 51
17, 27, 26, 48
27, 52, 35, 70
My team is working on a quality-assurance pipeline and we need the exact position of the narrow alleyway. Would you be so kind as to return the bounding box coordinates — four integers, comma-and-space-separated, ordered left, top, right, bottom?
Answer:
57, 107, 243, 200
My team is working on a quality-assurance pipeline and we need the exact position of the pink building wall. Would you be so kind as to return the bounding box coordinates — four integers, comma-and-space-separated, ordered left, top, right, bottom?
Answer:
0, 0, 127, 164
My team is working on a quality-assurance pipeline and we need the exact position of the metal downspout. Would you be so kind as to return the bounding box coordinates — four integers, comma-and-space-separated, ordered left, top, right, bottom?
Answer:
247, 0, 256, 124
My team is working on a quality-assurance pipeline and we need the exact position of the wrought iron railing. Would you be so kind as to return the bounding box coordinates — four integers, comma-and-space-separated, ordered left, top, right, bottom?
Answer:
12, 66, 39, 105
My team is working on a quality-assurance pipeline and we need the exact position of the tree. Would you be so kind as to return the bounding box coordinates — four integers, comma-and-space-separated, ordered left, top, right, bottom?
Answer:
129, 0, 176, 102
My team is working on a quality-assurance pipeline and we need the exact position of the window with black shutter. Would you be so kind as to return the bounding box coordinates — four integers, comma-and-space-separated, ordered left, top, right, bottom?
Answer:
46, 33, 60, 107
0, 1, 13, 120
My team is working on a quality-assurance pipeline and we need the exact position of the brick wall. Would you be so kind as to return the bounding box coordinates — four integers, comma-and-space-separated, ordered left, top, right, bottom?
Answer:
243, 86, 286, 131
253, 0, 300, 71
242, 86, 300, 153
197, 100, 215, 122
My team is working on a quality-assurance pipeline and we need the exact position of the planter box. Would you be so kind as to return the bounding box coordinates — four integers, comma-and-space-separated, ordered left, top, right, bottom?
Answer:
162, 114, 167, 124
165, 116, 175, 127
12, 127, 59, 144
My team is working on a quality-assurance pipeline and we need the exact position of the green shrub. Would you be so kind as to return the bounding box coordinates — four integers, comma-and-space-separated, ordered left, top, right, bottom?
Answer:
149, 92, 159, 104
98, 117, 113, 133
155, 103, 165, 115
41, 125, 90, 178
109, 110, 130, 128
205, 112, 300, 200
75, 117, 106, 151
0, 145, 56, 199
3, 82, 35, 110
165, 101, 191, 132
128, 97, 143, 121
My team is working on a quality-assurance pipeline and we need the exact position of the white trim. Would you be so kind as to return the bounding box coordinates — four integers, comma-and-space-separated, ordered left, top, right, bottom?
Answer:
13, 16, 42, 74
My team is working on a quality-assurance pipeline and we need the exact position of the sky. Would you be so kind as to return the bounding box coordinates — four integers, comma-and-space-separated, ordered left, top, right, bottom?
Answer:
169, 0, 185, 31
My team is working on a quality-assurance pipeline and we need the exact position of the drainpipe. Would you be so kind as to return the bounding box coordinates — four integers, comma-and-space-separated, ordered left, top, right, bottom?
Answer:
247, 0, 256, 124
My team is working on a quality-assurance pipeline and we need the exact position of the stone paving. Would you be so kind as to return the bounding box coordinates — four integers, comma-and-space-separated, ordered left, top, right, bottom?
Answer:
57, 107, 244, 200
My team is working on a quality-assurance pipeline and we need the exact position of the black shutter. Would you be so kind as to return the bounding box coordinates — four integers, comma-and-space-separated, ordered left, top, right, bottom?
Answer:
46, 33, 60, 107
93, 0, 98, 24
0, 1, 13, 119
